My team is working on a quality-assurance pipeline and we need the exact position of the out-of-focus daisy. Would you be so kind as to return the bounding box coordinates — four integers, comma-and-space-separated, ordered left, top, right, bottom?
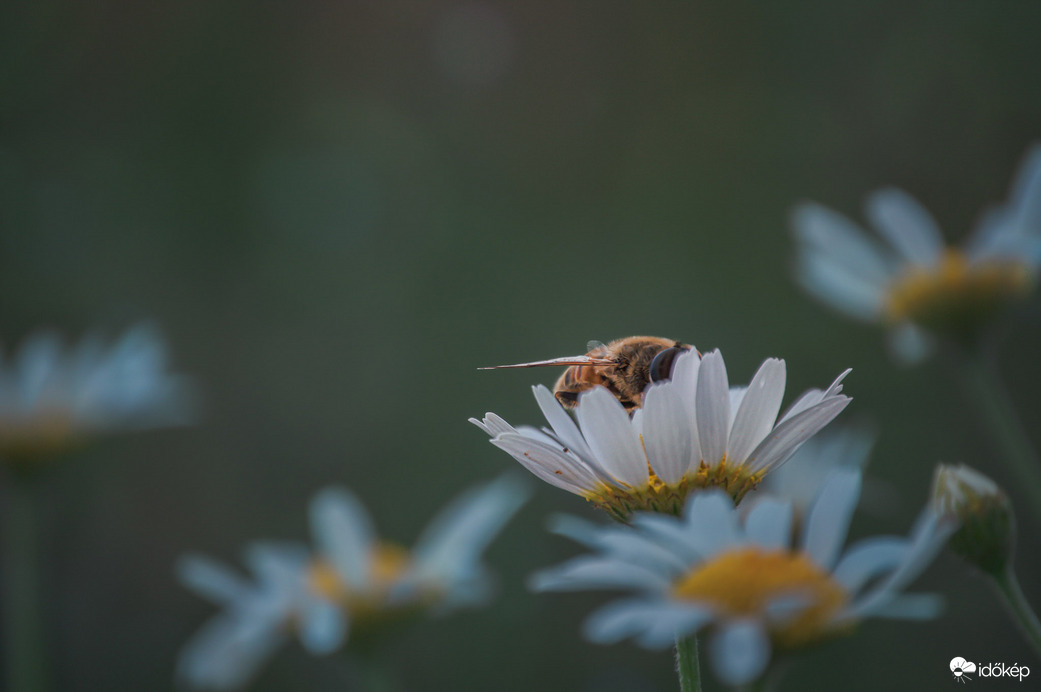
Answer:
472, 348, 851, 520
758, 425, 874, 520
531, 470, 957, 687
792, 145, 1041, 362
0, 323, 195, 463
178, 475, 529, 690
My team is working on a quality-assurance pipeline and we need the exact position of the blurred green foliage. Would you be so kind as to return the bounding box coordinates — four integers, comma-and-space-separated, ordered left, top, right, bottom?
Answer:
2, 1, 1041, 690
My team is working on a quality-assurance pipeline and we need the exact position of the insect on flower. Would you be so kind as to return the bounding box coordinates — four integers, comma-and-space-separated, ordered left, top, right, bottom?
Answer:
480, 336, 694, 412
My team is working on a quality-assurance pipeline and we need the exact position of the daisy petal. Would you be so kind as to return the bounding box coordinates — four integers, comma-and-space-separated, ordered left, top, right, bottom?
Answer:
889, 511, 959, 592
410, 475, 530, 583
309, 488, 375, 589
548, 515, 688, 574
584, 598, 712, 648
492, 432, 603, 493
727, 359, 786, 464
709, 619, 771, 686
866, 188, 945, 266
670, 348, 701, 420
797, 249, 888, 320
243, 542, 309, 594
683, 490, 741, 558
575, 387, 648, 486
177, 615, 286, 691
832, 536, 906, 592
695, 350, 730, 466
744, 498, 794, 551
470, 412, 517, 438
642, 382, 694, 484
298, 598, 347, 655
529, 556, 671, 593
1007, 144, 1041, 232
887, 323, 935, 365
746, 395, 851, 473
791, 203, 894, 284
802, 470, 862, 570
532, 385, 595, 460
630, 513, 707, 564
177, 555, 249, 605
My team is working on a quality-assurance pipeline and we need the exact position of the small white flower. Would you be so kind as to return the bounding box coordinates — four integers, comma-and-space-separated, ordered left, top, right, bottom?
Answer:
177, 475, 529, 689
792, 145, 1041, 362
531, 469, 956, 686
0, 323, 195, 460
472, 348, 851, 520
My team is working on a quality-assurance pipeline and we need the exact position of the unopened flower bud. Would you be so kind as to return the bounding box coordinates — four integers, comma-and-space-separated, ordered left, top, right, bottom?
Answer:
931, 464, 1014, 575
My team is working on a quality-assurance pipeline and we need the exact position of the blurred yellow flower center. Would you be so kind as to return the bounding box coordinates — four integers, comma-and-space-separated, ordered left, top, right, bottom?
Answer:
673, 547, 847, 648
308, 543, 412, 618
885, 250, 1033, 331
0, 412, 79, 462
583, 453, 762, 522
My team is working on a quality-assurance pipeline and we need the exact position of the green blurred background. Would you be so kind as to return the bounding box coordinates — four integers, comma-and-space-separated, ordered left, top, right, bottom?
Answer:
2, 1, 1041, 690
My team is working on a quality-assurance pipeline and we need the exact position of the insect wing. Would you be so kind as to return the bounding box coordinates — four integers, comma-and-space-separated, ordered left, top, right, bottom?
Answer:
478, 355, 615, 370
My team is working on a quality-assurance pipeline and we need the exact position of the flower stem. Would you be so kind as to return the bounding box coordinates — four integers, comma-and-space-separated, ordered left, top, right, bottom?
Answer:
957, 348, 1041, 528
675, 634, 702, 692
992, 567, 1041, 658
3, 473, 48, 692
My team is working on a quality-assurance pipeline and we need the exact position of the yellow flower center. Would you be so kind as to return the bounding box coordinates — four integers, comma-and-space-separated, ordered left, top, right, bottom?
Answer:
583, 454, 763, 522
308, 543, 414, 621
0, 412, 80, 465
673, 548, 848, 649
884, 250, 1033, 333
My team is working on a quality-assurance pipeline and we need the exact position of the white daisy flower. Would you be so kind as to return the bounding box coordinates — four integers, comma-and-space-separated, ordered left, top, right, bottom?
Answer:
0, 323, 195, 462
307, 473, 530, 620
178, 475, 529, 690
531, 469, 957, 686
472, 348, 851, 520
792, 145, 1041, 362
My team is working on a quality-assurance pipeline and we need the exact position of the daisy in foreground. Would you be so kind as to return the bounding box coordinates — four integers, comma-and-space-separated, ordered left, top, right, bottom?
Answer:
0, 323, 195, 465
177, 475, 529, 690
791, 144, 1041, 362
472, 348, 851, 520
531, 469, 958, 687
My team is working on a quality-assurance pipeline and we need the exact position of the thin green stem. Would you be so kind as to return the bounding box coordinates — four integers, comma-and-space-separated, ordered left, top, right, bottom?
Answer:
992, 567, 1041, 658
675, 634, 702, 692
958, 348, 1041, 528
3, 474, 48, 692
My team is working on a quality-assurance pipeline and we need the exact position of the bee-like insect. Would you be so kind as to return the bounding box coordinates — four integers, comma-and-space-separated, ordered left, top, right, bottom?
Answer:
481, 336, 694, 412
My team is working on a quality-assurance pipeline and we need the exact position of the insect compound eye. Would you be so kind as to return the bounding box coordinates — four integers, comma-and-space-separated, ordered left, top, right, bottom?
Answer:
648, 346, 690, 383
